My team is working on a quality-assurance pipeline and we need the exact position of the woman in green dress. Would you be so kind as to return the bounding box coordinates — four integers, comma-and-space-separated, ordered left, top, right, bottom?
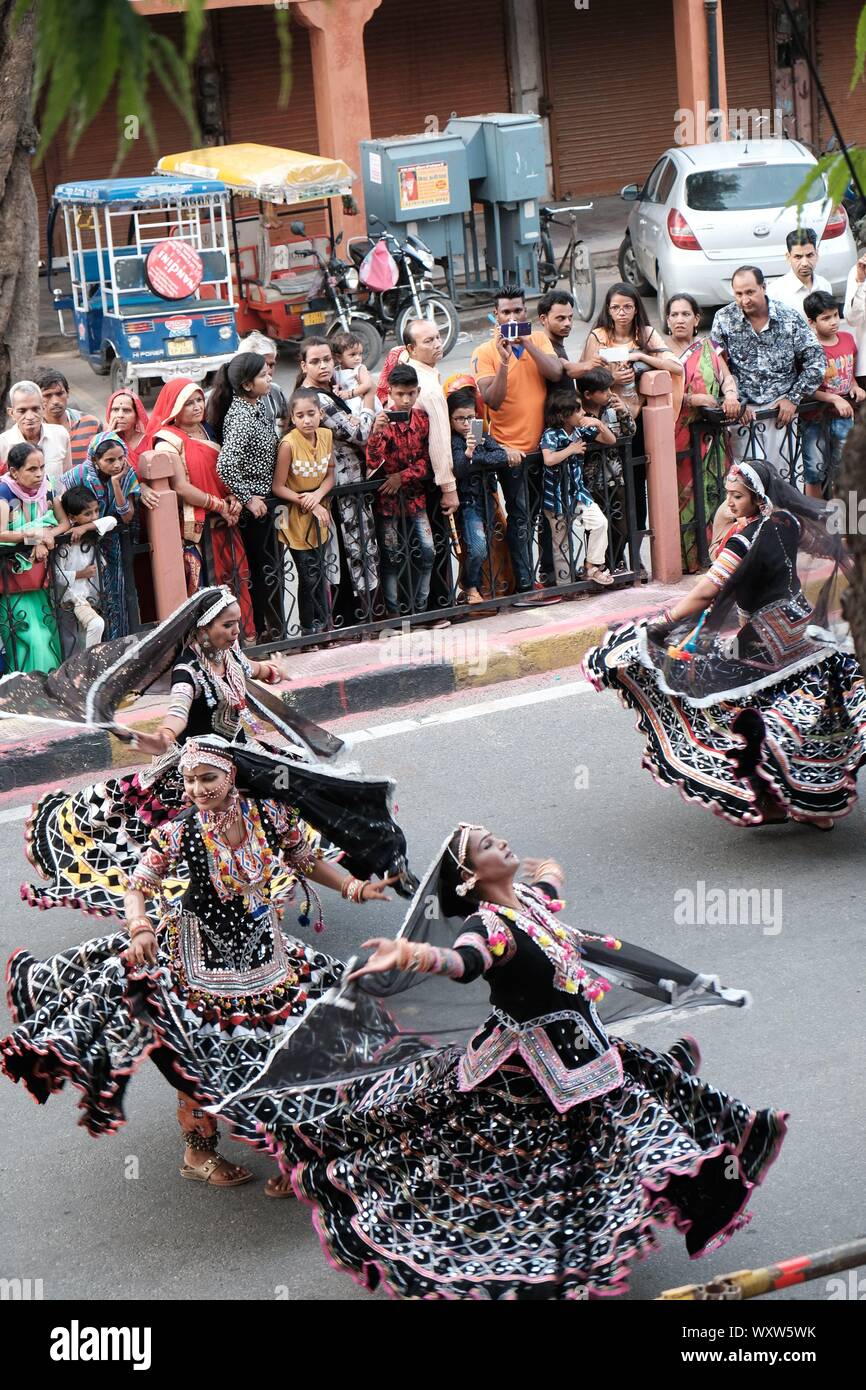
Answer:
0, 442, 67, 672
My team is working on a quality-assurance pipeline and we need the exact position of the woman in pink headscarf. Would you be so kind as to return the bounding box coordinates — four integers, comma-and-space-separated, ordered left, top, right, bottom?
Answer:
105, 390, 151, 476
142, 379, 254, 641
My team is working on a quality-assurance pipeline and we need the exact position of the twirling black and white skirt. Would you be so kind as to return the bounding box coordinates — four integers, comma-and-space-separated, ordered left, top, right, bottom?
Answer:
262, 1035, 787, 1300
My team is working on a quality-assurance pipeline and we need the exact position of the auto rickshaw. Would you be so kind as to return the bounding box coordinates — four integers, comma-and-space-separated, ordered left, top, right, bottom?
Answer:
47, 176, 239, 394
156, 144, 382, 365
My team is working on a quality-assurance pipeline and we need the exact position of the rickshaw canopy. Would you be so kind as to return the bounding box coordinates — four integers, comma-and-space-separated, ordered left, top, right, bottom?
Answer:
156, 143, 355, 203
53, 176, 227, 207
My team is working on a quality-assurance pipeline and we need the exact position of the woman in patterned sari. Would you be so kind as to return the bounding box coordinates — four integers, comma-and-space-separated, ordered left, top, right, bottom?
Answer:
666, 294, 741, 572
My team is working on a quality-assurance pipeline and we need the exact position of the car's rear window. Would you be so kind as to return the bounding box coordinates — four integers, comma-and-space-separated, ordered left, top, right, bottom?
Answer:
685, 165, 825, 211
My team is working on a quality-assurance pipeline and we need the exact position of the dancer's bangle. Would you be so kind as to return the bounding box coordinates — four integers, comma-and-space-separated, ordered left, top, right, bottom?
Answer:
128, 917, 154, 938
394, 938, 464, 979
341, 876, 368, 903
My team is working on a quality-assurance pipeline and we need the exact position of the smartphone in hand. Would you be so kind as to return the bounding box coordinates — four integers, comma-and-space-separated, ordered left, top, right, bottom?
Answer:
386, 410, 410, 423
501, 321, 531, 340
469, 418, 483, 445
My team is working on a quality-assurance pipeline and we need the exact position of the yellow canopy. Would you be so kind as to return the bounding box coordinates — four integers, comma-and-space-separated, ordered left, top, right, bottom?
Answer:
157, 144, 355, 203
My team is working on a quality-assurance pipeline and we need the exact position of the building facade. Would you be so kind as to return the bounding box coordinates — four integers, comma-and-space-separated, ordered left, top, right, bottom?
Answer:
34, 0, 866, 256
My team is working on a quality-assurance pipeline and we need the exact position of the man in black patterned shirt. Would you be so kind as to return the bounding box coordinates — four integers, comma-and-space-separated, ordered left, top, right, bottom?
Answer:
711, 266, 825, 477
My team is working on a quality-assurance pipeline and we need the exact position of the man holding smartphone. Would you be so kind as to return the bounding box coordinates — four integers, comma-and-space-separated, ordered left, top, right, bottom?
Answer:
843, 237, 866, 388
472, 286, 564, 603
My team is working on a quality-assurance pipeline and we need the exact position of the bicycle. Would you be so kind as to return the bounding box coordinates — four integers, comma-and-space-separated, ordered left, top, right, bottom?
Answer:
536, 203, 597, 322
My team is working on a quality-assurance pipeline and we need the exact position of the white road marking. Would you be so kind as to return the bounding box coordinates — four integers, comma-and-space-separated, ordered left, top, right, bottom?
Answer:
0, 677, 592, 821
345, 678, 591, 743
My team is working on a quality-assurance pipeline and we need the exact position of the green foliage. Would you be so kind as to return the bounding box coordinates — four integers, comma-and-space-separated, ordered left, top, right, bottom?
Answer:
13, 0, 293, 170
853, 4, 866, 94
275, 7, 293, 108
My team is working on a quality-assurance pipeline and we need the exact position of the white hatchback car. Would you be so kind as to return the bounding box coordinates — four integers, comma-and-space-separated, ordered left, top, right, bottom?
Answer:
617, 140, 856, 325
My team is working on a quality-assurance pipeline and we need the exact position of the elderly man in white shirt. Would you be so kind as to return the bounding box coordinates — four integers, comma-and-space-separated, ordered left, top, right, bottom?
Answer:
768, 228, 832, 318
401, 319, 459, 515
0, 380, 71, 485
843, 238, 866, 382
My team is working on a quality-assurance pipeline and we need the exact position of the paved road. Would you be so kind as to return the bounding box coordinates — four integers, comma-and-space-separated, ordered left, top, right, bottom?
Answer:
1, 666, 862, 1301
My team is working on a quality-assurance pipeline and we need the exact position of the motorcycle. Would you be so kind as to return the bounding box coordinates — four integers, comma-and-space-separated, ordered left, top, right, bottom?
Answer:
289, 219, 384, 369
347, 216, 461, 356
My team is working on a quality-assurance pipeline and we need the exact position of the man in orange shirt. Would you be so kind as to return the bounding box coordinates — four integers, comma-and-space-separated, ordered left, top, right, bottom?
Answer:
472, 287, 563, 602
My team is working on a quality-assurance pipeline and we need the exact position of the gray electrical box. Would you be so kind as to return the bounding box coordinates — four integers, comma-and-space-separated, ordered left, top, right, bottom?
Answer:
445, 114, 547, 204
446, 113, 548, 290
359, 133, 469, 260
359, 115, 550, 295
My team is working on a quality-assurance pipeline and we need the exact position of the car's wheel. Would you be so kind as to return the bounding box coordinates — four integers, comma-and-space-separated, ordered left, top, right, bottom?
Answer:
618, 235, 651, 293
109, 356, 136, 394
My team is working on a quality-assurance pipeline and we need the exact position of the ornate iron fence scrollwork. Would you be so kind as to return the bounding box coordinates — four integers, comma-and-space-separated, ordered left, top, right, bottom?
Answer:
207, 442, 646, 657
680, 402, 842, 572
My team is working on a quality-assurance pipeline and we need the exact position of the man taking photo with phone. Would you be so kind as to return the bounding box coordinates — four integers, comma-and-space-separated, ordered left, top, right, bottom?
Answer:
472, 286, 564, 604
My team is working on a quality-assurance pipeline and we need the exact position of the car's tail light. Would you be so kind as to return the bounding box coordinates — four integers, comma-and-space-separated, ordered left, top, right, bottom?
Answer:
820, 205, 848, 240
667, 208, 702, 251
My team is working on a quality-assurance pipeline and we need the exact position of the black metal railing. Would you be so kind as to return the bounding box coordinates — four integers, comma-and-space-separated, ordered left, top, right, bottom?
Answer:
196, 440, 646, 654
0, 520, 141, 673
680, 402, 844, 572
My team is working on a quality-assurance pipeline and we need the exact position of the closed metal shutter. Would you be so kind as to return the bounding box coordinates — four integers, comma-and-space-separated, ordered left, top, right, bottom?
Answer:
365, 0, 510, 138
214, 6, 318, 153
540, 0, 680, 198
722, 0, 773, 114
814, 0, 866, 146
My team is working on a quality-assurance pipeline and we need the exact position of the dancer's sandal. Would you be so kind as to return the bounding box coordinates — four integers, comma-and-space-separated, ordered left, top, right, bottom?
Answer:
180, 1154, 254, 1187
794, 815, 835, 832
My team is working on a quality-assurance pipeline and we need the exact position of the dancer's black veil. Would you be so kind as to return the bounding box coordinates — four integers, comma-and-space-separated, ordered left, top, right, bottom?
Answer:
640, 461, 850, 706
237, 828, 751, 1102
0, 587, 342, 759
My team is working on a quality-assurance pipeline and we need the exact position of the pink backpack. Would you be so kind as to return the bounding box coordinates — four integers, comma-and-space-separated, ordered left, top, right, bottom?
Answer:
359, 239, 399, 291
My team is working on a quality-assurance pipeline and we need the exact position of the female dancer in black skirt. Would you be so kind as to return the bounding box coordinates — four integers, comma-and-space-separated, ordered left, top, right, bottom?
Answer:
259, 822, 787, 1298
3, 738, 399, 1191
584, 459, 866, 826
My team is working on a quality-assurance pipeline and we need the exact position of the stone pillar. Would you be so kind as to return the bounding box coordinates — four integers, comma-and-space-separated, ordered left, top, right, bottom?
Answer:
640, 370, 683, 585
137, 450, 188, 619
504, 0, 552, 185
295, 0, 383, 231
672, 0, 729, 144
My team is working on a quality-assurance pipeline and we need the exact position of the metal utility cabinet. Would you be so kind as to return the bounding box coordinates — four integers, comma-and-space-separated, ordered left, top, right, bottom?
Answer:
360, 115, 550, 294
445, 113, 547, 290
359, 133, 469, 266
